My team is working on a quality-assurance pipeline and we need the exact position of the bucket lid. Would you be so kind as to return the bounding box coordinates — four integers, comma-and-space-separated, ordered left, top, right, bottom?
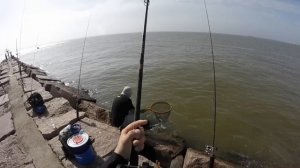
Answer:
67, 132, 89, 148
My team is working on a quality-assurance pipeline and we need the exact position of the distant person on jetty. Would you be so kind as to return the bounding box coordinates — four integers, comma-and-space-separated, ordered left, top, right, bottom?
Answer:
110, 86, 135, 128
102, 120, 147, 168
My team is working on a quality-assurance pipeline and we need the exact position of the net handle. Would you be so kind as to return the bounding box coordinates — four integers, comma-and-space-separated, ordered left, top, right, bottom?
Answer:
149, 101, 172, 114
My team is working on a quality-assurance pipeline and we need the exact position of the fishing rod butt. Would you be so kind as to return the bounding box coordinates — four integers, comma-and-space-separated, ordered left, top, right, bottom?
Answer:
209, 155, 215, 168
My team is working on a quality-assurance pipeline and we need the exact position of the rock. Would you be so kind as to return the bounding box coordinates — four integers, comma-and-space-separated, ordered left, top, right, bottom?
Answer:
0, 112, 15, 141
0, 102, 11, 117
0, 78, 9, 87
34, 110, 85, 140
0, 94, 9, 106
61, 157, 104, 168
39, 80, 63, 87
0, 135, 34, 168
22, 78, 43, 93
48, 136, 66, 160
170, 155, 184, 168
183, 148, 235, 168
0, 65, 8, 71
139, 155, 156, 167
47, 83, 96, 109
79, 100, 108, 122
145, 134, 186, 168
78, 117, 119, 157
0, 75, 8, 80
0, 87, 6, 96
24, 164, 36, 168
36, 75, 60, 82
0, 70, 9, 76
44, 97, 73, 116
27, 68, 47, 77
16, 71, 29, 80
12, 66, 25, 74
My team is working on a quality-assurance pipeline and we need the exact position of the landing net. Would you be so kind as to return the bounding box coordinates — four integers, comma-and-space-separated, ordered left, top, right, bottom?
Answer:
150, 101, 172, 123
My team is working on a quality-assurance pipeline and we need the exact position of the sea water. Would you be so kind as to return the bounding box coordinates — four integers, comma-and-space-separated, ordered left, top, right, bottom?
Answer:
22, 32, 300, 167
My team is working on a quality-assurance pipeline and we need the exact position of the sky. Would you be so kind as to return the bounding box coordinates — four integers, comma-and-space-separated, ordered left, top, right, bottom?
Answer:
1, 0, 300, 56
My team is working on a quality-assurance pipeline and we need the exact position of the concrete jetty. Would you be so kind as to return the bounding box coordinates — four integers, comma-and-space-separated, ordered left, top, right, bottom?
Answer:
0, 57, 235, 168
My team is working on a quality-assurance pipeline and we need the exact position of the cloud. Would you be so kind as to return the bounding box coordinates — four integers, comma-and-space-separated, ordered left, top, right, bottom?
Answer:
1, 0, 300, 57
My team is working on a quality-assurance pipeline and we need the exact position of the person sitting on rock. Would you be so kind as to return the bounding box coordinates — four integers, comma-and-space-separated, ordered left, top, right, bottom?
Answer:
110, 86, 135, 128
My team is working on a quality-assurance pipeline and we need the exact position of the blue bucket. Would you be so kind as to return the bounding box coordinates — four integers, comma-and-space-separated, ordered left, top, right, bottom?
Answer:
73, 145, 96, 165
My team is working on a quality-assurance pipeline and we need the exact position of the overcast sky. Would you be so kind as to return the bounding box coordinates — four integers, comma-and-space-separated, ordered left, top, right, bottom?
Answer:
1, 0, 300, 55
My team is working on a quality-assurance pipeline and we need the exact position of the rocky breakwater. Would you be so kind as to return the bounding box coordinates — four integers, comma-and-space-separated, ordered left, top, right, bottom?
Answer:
0, 59, 36, 168
2, 56, 236, 168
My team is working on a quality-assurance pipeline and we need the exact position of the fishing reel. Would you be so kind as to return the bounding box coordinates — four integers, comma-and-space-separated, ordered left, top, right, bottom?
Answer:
205, 145, 217, 157
144, 0, 150, 6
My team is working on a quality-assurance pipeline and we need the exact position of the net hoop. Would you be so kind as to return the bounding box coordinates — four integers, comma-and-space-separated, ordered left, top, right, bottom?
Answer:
150, 101, 172, 114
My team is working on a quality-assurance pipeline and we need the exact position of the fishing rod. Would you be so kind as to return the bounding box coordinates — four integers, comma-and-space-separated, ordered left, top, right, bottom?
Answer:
18, 0, 26, 91
76, 15, 91, 120
16, 39, 19, 60
203, 0, 217, 167
135, 0, 150, 121
30, 35, 40, 96
124, 1, 151, 166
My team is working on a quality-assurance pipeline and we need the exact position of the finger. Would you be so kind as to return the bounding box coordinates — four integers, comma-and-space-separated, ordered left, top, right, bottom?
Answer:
125, 128, 143, 141
122, 120, 148, 134
133, 139, 145, 152
138, 126, 145, 135
132, 136, 145, 146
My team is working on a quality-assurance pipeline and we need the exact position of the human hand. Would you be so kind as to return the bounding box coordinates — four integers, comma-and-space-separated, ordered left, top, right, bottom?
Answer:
114, 120, 147, 160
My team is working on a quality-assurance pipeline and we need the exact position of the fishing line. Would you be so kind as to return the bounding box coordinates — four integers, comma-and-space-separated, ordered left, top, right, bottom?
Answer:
203, 0, 217, 167
76, 14, 91, 120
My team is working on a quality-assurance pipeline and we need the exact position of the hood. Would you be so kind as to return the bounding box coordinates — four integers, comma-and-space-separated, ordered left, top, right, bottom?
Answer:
121, 86, 132, 98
